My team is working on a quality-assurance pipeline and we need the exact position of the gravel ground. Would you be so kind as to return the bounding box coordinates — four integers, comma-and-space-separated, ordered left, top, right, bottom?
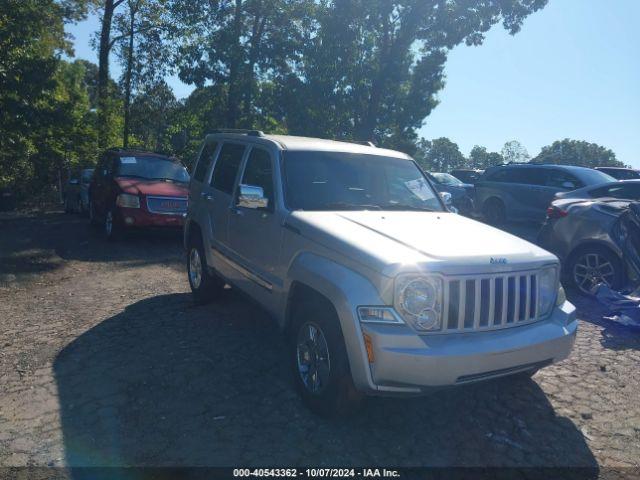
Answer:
0, 210, 639, 472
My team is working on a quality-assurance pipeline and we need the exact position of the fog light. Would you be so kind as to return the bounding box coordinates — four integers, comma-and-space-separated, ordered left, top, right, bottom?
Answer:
124, 217, 135, 225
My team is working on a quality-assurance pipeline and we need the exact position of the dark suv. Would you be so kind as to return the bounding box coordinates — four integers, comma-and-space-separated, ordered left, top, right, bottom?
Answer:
475, 164, 614, 224
89, 149, 190, 240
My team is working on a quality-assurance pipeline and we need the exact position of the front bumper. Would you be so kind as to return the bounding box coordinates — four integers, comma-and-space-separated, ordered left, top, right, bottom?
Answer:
117, 207, 185, 228
358, 301, 577, 395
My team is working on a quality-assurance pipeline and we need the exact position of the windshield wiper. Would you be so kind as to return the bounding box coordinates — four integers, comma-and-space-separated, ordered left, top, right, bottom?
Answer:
381, 203, 437, 212
324, 202, 382, 211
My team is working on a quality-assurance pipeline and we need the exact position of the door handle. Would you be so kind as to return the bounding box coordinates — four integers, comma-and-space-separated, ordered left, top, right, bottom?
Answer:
229, 206, 245, 216
201, 192, 213, 201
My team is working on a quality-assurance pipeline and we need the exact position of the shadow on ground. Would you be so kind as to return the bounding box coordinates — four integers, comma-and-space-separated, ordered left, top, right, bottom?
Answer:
54, 292, 598, 470
0, 211, 183, 280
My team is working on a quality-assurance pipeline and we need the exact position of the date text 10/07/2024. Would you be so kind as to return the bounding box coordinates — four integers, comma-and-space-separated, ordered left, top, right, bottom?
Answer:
233, 468, 401, 478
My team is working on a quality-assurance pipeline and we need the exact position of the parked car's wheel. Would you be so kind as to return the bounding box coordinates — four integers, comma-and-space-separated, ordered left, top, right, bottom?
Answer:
567, 246, 623, 295
484, 198, 506, 225
187, 234, 224, 304
88, 199, 99, 226
290, 299, 362, 417
105, 208, 123, 241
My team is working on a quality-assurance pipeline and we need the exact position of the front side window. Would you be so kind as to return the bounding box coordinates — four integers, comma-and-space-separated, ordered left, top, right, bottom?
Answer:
545, 170, 582, 190
211, 143, 246, 195
282, 151, 444, 212
193, 142, 218, 182
115, 156, 189, 183
241, 148, 274, 208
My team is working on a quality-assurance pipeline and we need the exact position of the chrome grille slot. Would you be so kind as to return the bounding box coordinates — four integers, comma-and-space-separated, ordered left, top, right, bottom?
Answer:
442, 271, 540, 333
146, 196, 188, 215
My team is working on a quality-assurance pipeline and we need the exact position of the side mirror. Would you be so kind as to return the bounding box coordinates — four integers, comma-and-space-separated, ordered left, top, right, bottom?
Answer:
439, 191, 458, 213
238, 184, 269, 209
561, 181, 576, 190
68, 179, 80, 185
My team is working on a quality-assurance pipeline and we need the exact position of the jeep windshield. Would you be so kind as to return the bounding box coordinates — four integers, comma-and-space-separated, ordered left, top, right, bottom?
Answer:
115, 156, 190, 183
282, 151, 444, 212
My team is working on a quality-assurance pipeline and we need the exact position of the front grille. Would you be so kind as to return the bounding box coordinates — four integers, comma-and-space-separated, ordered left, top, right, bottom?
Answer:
146, 196, 187, 215
442, 270, 539, 333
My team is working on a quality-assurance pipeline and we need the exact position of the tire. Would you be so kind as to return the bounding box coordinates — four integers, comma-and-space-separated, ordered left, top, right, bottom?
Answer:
104, 208, 123, 242
187, 234, 224, 304
567, 246, 623, 295
484, 198, 506, 225
289, 298, 362, 417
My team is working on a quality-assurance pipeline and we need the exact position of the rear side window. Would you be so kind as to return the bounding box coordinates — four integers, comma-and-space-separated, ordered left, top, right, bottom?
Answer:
241, 148, 274, 209
211, 143, 246, 195
193, 142, 218, 182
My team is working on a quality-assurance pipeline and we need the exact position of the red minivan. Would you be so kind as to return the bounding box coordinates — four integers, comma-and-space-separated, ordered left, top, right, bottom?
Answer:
89, 149, 190, 240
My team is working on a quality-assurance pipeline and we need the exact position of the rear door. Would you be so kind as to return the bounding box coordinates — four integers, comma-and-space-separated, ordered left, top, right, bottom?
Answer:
188, 140, 219, 254
203, 142, 247, 254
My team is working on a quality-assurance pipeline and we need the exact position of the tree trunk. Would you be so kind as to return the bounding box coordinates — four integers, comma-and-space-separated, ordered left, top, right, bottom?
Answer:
226, 0, 243, 128
243, 7, 266, 124
97, 0, 116, 149
123, 4, 137, 149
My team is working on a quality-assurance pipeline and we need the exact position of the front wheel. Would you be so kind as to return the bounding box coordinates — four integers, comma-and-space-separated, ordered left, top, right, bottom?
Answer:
484, 198, 506, 225
105, 208, 123, 241
290, 301, 362, 417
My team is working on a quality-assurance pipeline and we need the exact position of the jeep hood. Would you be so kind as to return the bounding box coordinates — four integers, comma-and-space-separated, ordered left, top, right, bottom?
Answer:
288, 211, 557, 276
115, 177, 188, 197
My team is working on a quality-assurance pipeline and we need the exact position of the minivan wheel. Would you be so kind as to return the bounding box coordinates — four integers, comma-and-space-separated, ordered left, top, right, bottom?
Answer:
187, 235, 224, 304
290, 300, 362, 417
568, 246, 623, 295
484, 198, 506, 225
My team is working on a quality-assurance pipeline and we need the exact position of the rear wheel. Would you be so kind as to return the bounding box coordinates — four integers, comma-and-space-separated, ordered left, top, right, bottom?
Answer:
568, 246, 623, 295
289, 298, 362, 417
484, 198, 506, 225
187, 234, 224, 304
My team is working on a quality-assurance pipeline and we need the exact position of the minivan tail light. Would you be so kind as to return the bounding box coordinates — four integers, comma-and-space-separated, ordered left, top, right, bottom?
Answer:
546, 206, 568, 219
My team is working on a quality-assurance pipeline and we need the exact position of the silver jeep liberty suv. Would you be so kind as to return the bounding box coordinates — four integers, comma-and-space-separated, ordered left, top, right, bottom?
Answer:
184, 130, 577, 416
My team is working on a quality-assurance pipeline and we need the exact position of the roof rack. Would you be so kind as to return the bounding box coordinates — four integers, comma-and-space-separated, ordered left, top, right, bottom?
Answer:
209, 129, 265, 137
351, 140, 376, 147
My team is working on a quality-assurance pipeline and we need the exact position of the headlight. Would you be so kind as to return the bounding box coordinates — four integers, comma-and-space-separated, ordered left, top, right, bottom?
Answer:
394, 275, 443, 331
538, 266, 559, 317
116, 193, 140, 208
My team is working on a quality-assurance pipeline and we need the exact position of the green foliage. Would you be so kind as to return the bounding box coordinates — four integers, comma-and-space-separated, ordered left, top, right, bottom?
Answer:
469, 146, 504, 169
414, 137, 467, 172
501, 140, 530, 163
533, 139, 625, 168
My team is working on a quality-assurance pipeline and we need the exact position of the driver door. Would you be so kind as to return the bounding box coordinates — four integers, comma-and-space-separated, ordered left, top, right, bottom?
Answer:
227, 146, 284, 310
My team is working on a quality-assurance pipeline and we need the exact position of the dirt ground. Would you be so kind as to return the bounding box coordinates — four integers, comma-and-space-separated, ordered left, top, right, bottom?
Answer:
0, 210, 639, 473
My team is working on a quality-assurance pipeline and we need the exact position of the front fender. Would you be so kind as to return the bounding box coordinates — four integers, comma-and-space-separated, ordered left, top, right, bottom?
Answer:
286, 252, 385, 392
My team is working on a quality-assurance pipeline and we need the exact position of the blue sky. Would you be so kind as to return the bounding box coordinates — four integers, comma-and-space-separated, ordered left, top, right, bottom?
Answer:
66, 0, 640, 166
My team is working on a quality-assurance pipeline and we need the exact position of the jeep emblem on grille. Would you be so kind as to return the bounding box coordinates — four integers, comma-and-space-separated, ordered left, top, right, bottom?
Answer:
490, 257, 508, 264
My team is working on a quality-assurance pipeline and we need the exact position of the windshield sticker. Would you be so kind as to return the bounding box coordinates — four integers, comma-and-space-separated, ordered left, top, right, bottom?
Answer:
121, 157, 137, 164
404, 178, 431, 200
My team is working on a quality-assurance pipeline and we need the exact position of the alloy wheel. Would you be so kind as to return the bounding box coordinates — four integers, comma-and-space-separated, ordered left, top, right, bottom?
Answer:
189, 248, 202, 289
296, 322, 331, 394
573, 252, 615, 294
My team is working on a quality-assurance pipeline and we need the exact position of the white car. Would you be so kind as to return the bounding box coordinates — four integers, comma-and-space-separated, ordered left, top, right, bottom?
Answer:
184, 130, 577, 416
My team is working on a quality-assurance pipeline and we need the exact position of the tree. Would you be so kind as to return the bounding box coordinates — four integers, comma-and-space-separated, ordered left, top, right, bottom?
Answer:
168, 0, 315, 129
501, 140, 530, 163
532, 139, 624, 168
414, 137, 467, 172
469, 146, 504, 169
283, 0, 548, 148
